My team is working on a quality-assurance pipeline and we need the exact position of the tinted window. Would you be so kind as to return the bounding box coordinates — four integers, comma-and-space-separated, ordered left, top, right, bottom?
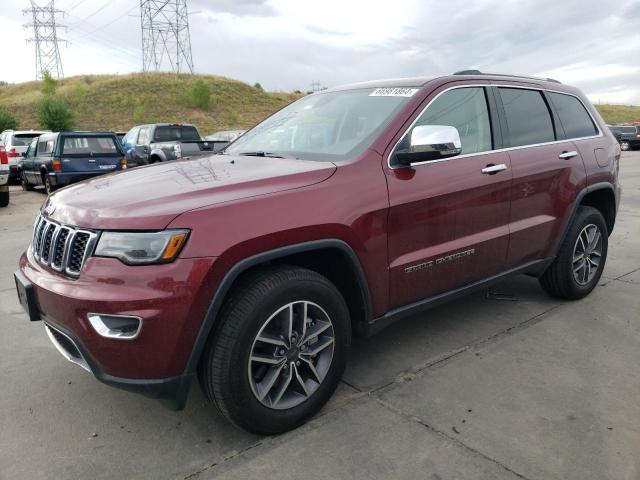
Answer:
499, 88, 555, 147
154, 125, 200, 142
548, 92, 597, 139
62, 136, 119, 155
12, 134, 40, 146
409, 87, 492, 155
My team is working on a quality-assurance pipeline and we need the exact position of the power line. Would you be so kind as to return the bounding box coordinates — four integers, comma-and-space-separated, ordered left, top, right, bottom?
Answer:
23, 0, 67, 80
140, 0, 194, 74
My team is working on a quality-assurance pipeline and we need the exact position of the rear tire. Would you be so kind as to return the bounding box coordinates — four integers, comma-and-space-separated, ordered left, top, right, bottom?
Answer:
539, 206, 608, 299
198, 265, 351, 434
0, 190, 8, 207
44, 175, 56, 195
21, 172, 34, 191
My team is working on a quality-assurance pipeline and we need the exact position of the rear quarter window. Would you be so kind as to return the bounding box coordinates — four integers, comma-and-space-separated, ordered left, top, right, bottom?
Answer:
499, 88, 555, 147
37, 139, 55, 156
548, 92, 598, 139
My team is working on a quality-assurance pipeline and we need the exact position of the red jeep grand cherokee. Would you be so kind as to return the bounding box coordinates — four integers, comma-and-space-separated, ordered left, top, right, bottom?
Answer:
15, 71, 621, 433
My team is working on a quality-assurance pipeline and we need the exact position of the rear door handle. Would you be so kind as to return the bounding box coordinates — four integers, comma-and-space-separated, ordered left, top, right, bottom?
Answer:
559, 150, 578, 160
481, 163, 508, 174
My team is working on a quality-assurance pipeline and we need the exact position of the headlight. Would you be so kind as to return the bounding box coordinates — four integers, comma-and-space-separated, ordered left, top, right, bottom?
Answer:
94, 229, 189, 265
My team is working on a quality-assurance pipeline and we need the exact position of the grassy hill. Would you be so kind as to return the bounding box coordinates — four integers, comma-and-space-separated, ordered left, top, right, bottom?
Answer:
0, 73, 301, 135
0, 73, 638, 133
593, 104, 640, 125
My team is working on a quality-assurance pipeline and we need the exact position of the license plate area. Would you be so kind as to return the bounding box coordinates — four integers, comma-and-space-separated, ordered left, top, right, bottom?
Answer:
14, 270, 41, 321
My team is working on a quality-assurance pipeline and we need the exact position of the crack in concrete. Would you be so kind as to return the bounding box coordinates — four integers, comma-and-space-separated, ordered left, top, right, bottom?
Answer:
182, 441, 264, 479
375, 397, 534, 480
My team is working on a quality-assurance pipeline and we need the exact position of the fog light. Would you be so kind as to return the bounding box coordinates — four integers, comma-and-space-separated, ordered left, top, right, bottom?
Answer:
87, 313, 142, 340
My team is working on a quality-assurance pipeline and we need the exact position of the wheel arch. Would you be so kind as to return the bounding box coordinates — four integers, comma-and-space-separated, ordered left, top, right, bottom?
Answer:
185, 239, 373, 376
579, 183, 616, 234
553, 182, 617, 260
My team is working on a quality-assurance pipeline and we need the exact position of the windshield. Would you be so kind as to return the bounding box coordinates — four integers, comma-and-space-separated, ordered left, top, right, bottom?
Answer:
224, 88, 418, 161
62, 136, 120, 156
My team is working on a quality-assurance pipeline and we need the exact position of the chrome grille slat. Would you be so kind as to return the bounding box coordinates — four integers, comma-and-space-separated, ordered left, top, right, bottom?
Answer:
31, 214, 97, 277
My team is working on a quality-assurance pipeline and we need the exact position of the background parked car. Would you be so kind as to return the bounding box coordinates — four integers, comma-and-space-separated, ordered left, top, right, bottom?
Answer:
0, 145, 8, 207
204, 130, 245, 152
0, 130, 50, 183
608, 124, 640, 151
121, 123, 214, 166
20, 131, 127, 194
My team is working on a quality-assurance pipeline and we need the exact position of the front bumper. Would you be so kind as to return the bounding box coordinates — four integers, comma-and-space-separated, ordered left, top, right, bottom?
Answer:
17, 248, 219, 408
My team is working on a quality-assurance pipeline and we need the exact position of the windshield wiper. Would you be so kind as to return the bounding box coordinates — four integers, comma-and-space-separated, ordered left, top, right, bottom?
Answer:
237, 151, 285, 158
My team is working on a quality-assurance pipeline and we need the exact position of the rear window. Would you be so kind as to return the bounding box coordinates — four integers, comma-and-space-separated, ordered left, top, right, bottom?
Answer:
499, 88, 555, 147
62, 136, 119, 155
12, 134, 40, 146
154, 126, 200, 142
618, 126, 637, 135
548, 92, 598, 139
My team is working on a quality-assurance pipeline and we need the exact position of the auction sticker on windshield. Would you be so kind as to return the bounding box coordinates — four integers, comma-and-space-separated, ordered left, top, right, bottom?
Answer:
369, 87, 419, 97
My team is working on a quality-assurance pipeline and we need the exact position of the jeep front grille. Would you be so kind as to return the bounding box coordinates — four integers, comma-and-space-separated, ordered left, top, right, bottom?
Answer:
32, 215, 98, 277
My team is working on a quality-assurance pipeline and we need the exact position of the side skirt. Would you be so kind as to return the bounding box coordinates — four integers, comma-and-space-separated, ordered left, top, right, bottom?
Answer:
364, 258, 554, 337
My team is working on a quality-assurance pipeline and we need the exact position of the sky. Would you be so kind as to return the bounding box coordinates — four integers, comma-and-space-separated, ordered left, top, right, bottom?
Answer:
0, 0, 639, 104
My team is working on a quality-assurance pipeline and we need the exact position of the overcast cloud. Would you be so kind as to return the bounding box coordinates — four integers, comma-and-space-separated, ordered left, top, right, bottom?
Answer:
0, 0, 638, 103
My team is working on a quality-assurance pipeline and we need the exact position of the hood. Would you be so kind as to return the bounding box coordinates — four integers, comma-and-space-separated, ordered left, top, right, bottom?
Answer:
44, 155, 336, 230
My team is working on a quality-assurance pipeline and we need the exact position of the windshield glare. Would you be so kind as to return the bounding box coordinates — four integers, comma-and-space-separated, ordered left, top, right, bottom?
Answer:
224, 88, 416, 161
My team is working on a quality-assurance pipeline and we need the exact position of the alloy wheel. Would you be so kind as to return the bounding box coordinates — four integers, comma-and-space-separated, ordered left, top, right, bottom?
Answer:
248, 300, 335, 410
572, 223, 602, 285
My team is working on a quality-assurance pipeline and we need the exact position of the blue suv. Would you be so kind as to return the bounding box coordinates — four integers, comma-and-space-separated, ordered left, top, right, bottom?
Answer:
20, 131, 126, 194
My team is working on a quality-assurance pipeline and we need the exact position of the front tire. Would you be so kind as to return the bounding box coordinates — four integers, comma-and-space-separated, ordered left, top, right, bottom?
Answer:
0, 190, 8, 207
620, 141, 630, 151
539, 206, 608, 299
199, 266, 351, 434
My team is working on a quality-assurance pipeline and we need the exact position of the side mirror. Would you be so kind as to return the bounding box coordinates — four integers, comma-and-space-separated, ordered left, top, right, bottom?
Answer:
394, 125, 462, 167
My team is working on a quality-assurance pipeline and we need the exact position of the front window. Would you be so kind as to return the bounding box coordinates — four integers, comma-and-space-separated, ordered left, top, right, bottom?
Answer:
224, 88, 417, 161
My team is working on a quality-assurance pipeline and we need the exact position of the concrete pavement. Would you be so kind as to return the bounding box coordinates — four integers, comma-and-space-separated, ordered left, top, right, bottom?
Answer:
1, 152, 639, 480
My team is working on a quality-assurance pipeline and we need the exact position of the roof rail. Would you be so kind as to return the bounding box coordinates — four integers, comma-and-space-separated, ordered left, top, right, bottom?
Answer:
452, 70, 561, 84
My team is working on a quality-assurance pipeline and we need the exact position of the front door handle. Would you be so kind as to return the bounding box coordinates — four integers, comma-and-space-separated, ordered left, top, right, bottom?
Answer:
559, 150, 578, 160
481, 163, 508, 175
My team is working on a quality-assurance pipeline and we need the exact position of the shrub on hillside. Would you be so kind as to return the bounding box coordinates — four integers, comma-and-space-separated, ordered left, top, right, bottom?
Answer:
0, 107, 18, 131
42, 71, 58, 96
185, 80, 211, 110
254, 82, 263, 91
38, 96, 73, 131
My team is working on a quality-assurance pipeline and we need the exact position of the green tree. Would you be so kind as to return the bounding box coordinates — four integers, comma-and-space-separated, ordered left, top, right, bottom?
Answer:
38, 96, 73, 131
185, 80, 211, 110
253, 82, 263, 91
0, 107, 18, 131
41, 71, 58, 96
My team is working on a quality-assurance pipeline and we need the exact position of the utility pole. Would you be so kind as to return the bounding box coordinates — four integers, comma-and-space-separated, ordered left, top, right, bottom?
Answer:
23, 0, 66, 80
140, 0, 194, 74
311, 80, 322, 93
